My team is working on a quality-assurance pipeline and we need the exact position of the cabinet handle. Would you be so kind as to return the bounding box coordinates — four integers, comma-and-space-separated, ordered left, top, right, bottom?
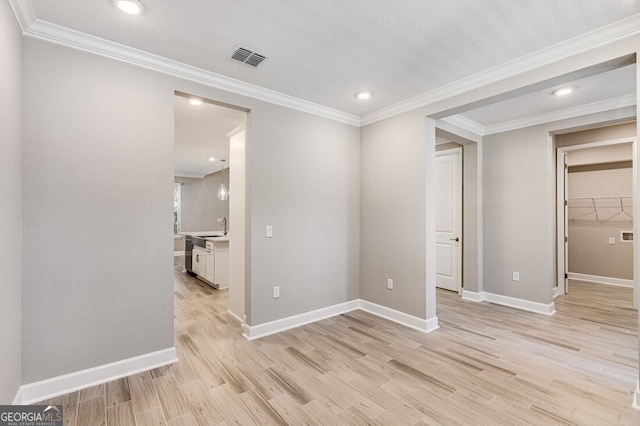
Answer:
196, 254, 200, 262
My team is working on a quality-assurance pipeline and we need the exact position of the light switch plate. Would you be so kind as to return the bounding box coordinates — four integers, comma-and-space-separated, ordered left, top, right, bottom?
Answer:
266, 225, 273, 238
512, 272, 520, 282
608, 237, 615, 245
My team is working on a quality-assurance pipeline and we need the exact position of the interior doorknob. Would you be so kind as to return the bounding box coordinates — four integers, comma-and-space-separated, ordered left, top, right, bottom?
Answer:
450, 237, 459, 242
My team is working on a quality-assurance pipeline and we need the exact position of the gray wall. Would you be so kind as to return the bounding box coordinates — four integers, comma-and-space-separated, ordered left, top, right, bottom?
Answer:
22, 40, 175, 383
174, 170, 230, 252
0, 1, 23, 403
248, 105, 360, 324
360, 110, 428, 318
21, 36, 360, 382
483, 124, 554, 304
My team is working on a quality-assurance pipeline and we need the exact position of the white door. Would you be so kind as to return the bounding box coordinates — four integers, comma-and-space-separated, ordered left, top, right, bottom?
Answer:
435, 148, 462, 292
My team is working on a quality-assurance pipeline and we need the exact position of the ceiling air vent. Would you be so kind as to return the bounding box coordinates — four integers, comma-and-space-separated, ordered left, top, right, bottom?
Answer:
229, 45, 268, 68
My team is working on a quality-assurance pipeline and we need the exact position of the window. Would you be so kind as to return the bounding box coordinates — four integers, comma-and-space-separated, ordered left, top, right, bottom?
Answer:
174, 183, 182, 235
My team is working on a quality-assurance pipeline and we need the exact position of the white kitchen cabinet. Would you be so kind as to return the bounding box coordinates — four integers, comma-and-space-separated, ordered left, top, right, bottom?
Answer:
214, 241, 229, 289
205, 244, 215, 283
192, 246, 206, 277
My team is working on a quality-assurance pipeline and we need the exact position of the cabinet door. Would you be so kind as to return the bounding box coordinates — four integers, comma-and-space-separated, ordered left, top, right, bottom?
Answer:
193, 246, 205, 277
214, 242, 229, 289
205, 248, 214, 283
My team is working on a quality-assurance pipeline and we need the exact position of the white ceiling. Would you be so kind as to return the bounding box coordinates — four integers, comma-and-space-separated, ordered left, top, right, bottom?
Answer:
28, 0, 640, 121
174, 96, 245, 178
456, 63, 637, 134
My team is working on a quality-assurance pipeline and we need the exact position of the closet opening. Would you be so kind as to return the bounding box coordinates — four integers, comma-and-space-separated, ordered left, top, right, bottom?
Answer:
556, 124, 637, 308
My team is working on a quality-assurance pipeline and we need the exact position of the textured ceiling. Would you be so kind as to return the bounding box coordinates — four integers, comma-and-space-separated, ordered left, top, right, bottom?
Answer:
30, 0, 640, 117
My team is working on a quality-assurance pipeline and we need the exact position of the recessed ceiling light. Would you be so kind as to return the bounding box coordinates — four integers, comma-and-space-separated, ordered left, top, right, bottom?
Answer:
356, 91, 372, 100
189, 98, 203, 106
114, 0, 145, 15
552, 87, 573, 96
208, 157, 216, 162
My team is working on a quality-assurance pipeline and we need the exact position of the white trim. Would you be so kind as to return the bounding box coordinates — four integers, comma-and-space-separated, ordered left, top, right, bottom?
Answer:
243, 300, 360, 340
226, 309, 244, 325
360, 13, 640, 126
460, 290, 484, 302
7, 0, 36, 33
226, 123, 247, 139
359, 299, 439, 333
9, 3, 640, 129
11, 387, 23, 406
242, 299, 441, 340
484, 95, 636, 135
440, 95, 636, 136
634, 380, 640, 410
18, 19, 360, 127
440, 115, 485, 137
460, 291, 556, 315
568, 272, 634, 288
14, 347, 177, 405
173, 250, 185, 256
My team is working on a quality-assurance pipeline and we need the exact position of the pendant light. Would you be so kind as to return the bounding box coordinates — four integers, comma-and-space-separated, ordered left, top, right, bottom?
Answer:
217, 159, 228, 201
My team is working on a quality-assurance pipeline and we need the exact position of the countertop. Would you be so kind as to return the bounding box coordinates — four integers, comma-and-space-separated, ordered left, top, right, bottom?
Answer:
180, 231, 229, 242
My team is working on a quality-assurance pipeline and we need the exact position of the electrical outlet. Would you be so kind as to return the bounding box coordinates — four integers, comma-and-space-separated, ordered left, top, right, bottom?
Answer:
387, 278, 394, 290
266, 225, 273, 238
273, 286, 280, 299
512, 272, 520, 282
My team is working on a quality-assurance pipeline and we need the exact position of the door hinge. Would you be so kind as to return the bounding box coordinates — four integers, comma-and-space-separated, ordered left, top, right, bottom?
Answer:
565, 273, 568, 279
564, 200, 568, 206
564, 236, 568, 243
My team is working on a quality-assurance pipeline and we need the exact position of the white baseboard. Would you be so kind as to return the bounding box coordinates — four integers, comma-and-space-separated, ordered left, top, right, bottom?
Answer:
359, 299, 439, 332
243, 300, 360, 340
227, 309, 244, 325
460, 290, 484, 302
14, 347, 177, 405
568, 272, 634, 288
461, 290, 555, 315
173, 251, 185, 256
243, 298, 441, 340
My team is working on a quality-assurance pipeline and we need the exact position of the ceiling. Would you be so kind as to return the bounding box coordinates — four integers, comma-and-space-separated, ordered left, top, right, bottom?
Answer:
16, 0, 640, 152
174, 96, 245, 178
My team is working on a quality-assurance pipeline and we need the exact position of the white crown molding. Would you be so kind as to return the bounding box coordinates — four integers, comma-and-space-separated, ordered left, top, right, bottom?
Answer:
10, 3, 639, 129
444, 94, 637, 136
439, 115, 486, 137
16, 14, 360, 126
483, 94, 637, 135
7, 0, 36, 33
226, 123, 247, 139
361, 13, 640, 126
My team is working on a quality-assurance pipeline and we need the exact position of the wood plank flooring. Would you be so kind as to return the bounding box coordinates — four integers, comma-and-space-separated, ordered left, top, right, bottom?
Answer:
42, 261, 640, 425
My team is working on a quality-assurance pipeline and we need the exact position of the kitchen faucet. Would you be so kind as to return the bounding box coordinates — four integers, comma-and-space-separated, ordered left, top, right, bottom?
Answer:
222, 216, 227, 235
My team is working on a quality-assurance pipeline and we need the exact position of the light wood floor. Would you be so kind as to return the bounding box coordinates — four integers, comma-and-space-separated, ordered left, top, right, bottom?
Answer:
42, 260, 640, 425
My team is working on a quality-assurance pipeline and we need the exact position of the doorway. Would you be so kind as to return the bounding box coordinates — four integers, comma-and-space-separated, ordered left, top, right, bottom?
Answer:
435, 147, 463, 293
556, 131, 636, 304
173, 91, 249, 322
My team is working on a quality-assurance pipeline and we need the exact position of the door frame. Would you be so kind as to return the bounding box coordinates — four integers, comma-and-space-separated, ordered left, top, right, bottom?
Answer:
556, 136, 637, 298
435, 146, 463, 293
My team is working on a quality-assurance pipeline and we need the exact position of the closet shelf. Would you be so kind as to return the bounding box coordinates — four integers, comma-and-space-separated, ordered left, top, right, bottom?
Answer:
567, 196, 632, 222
